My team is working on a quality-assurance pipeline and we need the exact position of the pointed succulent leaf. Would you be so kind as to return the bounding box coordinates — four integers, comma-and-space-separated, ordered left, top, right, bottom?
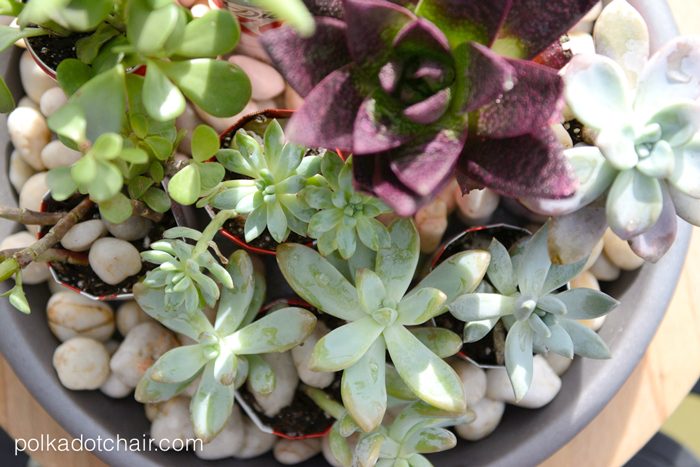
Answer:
375, 219, 420, 302
342, 0, 413, 63
310, 317, 384, 372
216, 250, 256, 335
629, 186, 679, 263
227, 307, 316, 354
135, 367, 196, 403
387, 365, 418, 401
329, 423, 354, 467
267, 200, 289, 243
191, 363, 236, 442
415, 250, 492, 304
341, 338, 387, 433
556, 289, 619, 320
403, 426, 457, 455
559, 319, 611, 359
410, 327, 462, 359
389, 400, 470, 441
212, 347, 237, 386
487, 239, 516, 295
449, 293, 517, 322
356, 268, 387, 315
504, 319, 534, 401
547, 201, 608, 265
541, 258, 588, 295
384, 324, 465, 413
134, 283, 214, 339
463, 318, 499, 343
397, 287, 447, 326
536, 323, 574, 359
337, 223, 357, 259
354, 432, 385, 467
607, 169, 663, 240
150, 344, 214, 384
516, 223, 551, 296
247, 354, 276, 395
277, 244, 364, 321
537, 295, 568, 316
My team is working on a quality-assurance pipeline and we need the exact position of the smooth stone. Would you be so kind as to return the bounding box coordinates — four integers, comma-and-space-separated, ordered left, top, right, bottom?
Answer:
17, 96, 38, 110
47, 291, 115, 342
455, 398, 506, 441
150, 397, 197, 450
552, 123, 574, 149
110, 322, 179, 387
229, 55, 285, 100
145, 403, 161, 422
40, 140, 82, 169
178, 0, 197, 7
437, 179, 459, 214
8, 106, 50, 171
589, 252, 622, 282
89, 238, 143, 285
53, 337, 110, 390
603, 229, 645, 270
234, 418, 277, 459
562, 32, 596, 56
291, 321, 334, 389
116, 301, 152, 337
570, 270, 600, 291
194, 100, 258, 133
0, 231, 50, 284
195, 405, 245, 460
486, 355, 562, 409
455, 188, 500, 226
9, 150, 36, 193
61, 220, 107, 252
543, 351, 574, 376
284, 85, 304, 110
100, 373, 133, 399
19, 172, 48, 221
175, 103, 202, 154
452, 359, 487, 406
415, 199, 448, 254
19, 50, 56, 104
580, 315, 607, 332
274, 438, 322, 465
249, 352, 298, 417
39, 87, 68, 117
103, 216, 153, 241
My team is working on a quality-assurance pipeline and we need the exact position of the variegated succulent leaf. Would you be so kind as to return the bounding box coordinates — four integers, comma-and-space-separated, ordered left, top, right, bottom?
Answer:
448, 222, 619, 401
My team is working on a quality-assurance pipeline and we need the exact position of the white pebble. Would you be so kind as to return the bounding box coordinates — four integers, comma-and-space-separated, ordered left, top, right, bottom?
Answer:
543, 352, 574, 376
583, 238, 604, 271
603, 229, 644, 271
151, 397, 197, 450
415, 199, 448, 254
19, 50, 56, 104
40, 140, 82, 169
249, 352, 298, 417
452, 359, 487, 406
8, 106, 50, 171
234, 418, 277, 459
229, 55, 285, 100
589, 252, 621, 282
563, 32, 596, 56
9, 150, 36, 193
47, 291, 115, 342
194, 100, 258, 133
89, 238, 143, 285
39, 87, 68, 117
110, 322, 179, 387
116, 301, 152, 337
195, 405, 245, 460
53, 337, 110, 390
61, 219, 107, 252
0, 231, 50, 284
486, 355, 562, 409
100, 373, 133, 399
19, 172, 48, 227
455, 188, 500, 225
580, 315, 607, 332
17, 96, 38, 110
190, 3, 210, 17
455, 398, 505, 441
145, 403, 162, 422
284, 85, 304, 110
103, 216, 153, 241
570, 270, 599, 291
552, 123, 573, 149
274, 438, 322, 465
291, 321, 334, 389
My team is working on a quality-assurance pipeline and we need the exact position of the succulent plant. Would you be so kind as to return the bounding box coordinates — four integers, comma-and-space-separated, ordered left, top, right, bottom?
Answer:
135, 249, 317, 441
448, 223, 619, 400
301, 152, 391, 259
261, 0, 600, 214
205, 119, 322, 243
523, 0, 700, 263
277, 218, 490, 432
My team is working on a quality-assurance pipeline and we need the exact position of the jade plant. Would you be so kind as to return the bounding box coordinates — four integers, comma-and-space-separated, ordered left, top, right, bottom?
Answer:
277, 218, 491, 432
261, 0, 602, 214
134, 249, 317, 441
203, 119, 322, 244
448, 223, 619, 400
302, 153, 391, 259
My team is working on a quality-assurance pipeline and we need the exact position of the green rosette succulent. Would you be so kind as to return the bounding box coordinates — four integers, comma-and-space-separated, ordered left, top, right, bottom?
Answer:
134, 250, 317, 441
277, 218, 491, 432
206, 119, 322, 244
448, 223, 619, 401
302, 153, 391, 259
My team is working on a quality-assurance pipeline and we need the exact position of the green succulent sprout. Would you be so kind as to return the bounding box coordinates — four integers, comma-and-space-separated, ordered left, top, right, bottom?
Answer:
206, 119, 322, 243
301, 154, 391, 259
139, 212, 237, 316
448, 222, 620, 401
277, 218, 491, 432
134, 249, 317, 441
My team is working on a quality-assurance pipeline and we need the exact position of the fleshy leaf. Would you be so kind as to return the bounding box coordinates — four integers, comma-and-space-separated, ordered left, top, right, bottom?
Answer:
216, 250, 255, 335
403, 426, 457, 454
342, 0, 413, 63
310, 316, 384, 372
449, 293, 517, 321
397, 287, 447, 326
227, 307, 316, 354
606, 169, 664, 240
504, 319, 534, 401
547, 200, 608, 265
135, 367, 195, 403
413, 250, 491, 303
414, 0, 510, 47
668, 184, 700, 226
150, 344, 212, 384
356, 268, 387, 314
463, 43, 516, 113
486, 238, 516, 295
375, 218, 420, 302
191, 363, 235, 442
559, 319, 611, 359
341, 339, 387, 432
134, 283, 214, 339
535, 323, 574, 358
556, 288, 619, 320
410, 327, 462, 359
629, 186, 679, 263
464, 318, 499, 343
516, 223, 551, 296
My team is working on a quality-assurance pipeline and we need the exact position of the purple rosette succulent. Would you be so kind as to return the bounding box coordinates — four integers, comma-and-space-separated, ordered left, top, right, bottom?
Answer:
263, 0, 598, 215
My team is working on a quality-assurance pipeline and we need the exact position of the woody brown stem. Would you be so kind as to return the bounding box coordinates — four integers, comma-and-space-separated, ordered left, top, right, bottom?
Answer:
0, 206, 67, 225
0, 248, 89, 266
13, 198, 94, 268
131, 200, 164, 223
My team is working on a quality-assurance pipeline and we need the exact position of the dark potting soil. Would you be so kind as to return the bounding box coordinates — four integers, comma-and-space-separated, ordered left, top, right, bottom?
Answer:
564, 119, 587, 146
436, 225, 531, 267
40, 196, 176, 298
435, 313, 507, 366
26, 33, 88, 72
222, 215, 310, 253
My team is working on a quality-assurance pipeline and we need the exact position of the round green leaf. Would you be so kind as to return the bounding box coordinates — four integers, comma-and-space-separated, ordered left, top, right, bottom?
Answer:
176, 9, 240, 58
127, 0, 180, 56
168, 163, 201, 206
99, 192, 133, 224
46, 167, 78, 201
144, 61, 186, 122
192, 125, 221, 163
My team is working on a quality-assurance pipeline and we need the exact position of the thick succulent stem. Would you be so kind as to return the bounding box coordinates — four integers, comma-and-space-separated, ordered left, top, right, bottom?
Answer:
131, 200, 164, 223
0, 206, 67, 225
0, 248, 89, 266
301, 385, 346, 420
192, 210, 237, 258
12, 198, 94, 268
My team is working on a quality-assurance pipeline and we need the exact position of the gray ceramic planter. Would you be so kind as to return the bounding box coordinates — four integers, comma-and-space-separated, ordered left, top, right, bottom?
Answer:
0, 1, 691, 466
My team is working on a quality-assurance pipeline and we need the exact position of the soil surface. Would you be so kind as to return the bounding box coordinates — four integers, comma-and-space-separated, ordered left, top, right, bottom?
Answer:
435, 313, 506, 366
26, 33, 87, 72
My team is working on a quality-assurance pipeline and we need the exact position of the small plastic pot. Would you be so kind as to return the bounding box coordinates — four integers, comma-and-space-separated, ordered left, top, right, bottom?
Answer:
206, 109, 316, 256
235, 297, 341, 440
430, 224, 532, 369
38, 193, 179, 301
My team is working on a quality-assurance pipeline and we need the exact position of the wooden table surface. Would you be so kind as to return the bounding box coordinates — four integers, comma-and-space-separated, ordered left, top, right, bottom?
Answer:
3, 2, 700, 467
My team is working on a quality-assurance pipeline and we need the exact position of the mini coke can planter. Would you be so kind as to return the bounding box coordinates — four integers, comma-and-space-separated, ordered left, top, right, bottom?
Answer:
213, 0, 283, 61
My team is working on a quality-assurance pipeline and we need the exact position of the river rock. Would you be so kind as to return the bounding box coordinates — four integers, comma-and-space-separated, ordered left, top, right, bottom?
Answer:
9, 150, 36, 193
110, 322, 179, 387
40, 140, 82, 170
89, 238, 143, 285
47, 291, 115, 342
274, 438, 322, 465
543, 351, 574, 376
234, 418, 277, 459
284, 85, 304, 110
589, 252, 621, 282
53, 337, 110, 390
8, 105, 50, 171
570, 270, 600, 291
603, 229, 645, 270
249, 352, 298, 417
19, 172, 48, 235
151, 397, 196, 450
116, 301, 152, 337
0, 231, 50, 284
452, 359, 488, 406
104, 215, 153, 241
228, 55, 285, 100
291, 320, 334, 389
39, 87, 68, 117
455, 188, 500, 225
61, 220, 107, 252
455, 397, 505, 441
100, 373, 133, 399
19, 50, 56, 104
195, 405, 245, 460
194, 100, 258, 133
415, 199, 448, 254
486, 355, 562, 409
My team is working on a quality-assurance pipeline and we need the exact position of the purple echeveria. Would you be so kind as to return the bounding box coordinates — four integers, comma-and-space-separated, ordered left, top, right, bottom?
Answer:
263, 0, 596, 215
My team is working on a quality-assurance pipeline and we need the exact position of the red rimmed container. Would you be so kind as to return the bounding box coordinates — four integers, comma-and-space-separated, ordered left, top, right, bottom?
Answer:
212, 0, 282, 62
429, 224, 532, 369
235, 297, 342, 440
207, 109, 318, 256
